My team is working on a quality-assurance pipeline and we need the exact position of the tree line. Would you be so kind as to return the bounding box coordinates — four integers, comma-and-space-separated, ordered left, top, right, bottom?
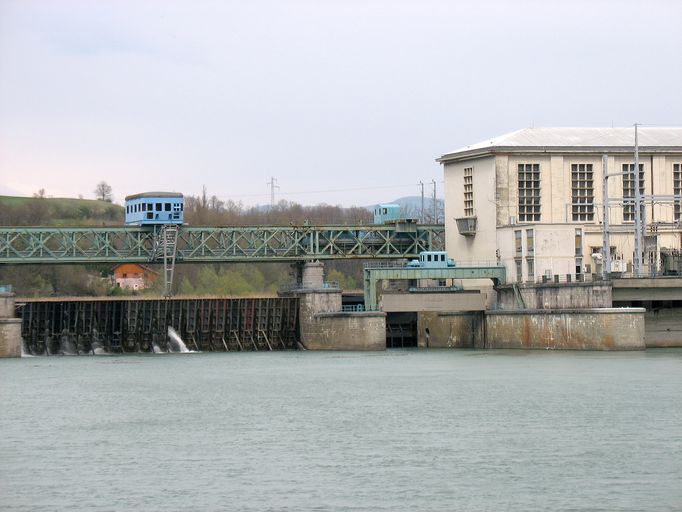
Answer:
0, 190, 369, 296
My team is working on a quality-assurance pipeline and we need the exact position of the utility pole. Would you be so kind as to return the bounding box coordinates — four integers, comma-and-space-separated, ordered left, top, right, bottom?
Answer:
267, 177, 279, 209
633, 123, 642, 277
431, 179, 437, 223
419, 181, 424, 223
602, 154, 611, 279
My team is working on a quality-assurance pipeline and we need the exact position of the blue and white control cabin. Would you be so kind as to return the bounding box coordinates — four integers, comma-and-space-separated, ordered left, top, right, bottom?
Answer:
407, 251, 456, 268
124, 192, 184, 226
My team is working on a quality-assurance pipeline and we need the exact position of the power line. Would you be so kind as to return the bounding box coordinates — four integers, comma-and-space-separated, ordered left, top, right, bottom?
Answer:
190, 182, 427, 200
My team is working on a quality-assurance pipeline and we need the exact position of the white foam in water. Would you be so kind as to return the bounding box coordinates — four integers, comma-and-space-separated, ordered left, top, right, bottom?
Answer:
167, 327, 191, 353
21, 343, 34, 358
152, 343, 166, 354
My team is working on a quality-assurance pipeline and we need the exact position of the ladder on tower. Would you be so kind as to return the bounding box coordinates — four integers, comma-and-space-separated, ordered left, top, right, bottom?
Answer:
152, 225, 179, 298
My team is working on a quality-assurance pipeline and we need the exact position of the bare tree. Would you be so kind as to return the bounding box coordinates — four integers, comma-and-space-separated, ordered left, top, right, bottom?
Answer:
94, 181, 113, 202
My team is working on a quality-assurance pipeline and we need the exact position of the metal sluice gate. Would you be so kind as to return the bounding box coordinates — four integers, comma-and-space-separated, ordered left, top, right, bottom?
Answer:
17, 297, 300, 354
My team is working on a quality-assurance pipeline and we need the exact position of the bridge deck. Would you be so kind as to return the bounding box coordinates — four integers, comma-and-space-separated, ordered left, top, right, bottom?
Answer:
0, 224, 445, 264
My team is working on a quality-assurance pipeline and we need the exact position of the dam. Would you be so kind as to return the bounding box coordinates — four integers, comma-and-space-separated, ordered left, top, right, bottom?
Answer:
17, 296, 299, 354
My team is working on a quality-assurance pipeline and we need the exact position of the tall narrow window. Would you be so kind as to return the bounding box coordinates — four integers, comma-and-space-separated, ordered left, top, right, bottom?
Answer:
463, 167, 474, 217
515, 260, 523, 283
622, 163, 644, 222
514, 230, 522, 257
571, 163, 594, 221
526, 258, 534, 282
674, 164, 682, 222
575, 228, 583, 257
518, 164, 541, 222
526, 229, 534, 255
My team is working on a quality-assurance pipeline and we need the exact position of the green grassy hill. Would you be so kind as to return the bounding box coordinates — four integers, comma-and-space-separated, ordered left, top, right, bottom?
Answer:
0, 195, 124, 226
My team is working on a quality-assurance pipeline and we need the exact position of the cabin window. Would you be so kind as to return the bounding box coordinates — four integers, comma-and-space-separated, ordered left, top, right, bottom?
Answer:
147, 212, 153, 220
156, 203, 162, 211
142, 203, 147, 212
173, 203, 181, 211
165, 203, 171, 211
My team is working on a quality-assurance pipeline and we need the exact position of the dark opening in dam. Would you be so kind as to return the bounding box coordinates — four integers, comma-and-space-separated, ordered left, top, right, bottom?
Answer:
16, 297, 299, 355
386, 312, 418, 348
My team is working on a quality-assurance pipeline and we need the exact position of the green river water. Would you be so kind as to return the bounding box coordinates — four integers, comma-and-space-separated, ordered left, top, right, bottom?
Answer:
1, 349, 681, 511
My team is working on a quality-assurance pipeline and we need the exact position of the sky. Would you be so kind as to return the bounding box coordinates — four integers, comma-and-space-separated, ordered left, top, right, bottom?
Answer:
1, 0, 681, 207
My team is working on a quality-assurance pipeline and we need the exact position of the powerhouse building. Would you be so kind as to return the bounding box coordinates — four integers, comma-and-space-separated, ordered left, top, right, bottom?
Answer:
438, 127, 682, 282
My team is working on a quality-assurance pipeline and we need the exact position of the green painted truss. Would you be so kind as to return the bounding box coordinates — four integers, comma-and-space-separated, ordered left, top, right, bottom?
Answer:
0, 225, 445, 264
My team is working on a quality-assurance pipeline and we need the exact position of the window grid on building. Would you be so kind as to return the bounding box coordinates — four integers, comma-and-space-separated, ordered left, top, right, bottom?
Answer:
463, 167, 474, 217
622, 163, 644, 222
518, 164, 540, 222
571, 164, 594, 221
674, 164, 682, 222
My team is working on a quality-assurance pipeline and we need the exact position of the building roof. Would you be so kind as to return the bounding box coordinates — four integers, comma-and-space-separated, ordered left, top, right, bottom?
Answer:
125, 192, 183, 201
112, 263, 159, 275
438, 127, 682, 163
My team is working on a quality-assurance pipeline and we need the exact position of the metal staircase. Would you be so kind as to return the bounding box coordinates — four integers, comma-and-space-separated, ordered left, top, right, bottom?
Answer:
153, 225, 179, 297
512, 283, 526, 309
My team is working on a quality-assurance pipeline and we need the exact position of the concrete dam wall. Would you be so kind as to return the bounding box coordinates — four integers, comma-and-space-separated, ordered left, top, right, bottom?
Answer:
418, 308, 646, 350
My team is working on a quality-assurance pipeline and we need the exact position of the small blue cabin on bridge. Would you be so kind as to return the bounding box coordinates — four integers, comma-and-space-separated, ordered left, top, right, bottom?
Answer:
124, 192, 184, 226
373, 204, 402, 224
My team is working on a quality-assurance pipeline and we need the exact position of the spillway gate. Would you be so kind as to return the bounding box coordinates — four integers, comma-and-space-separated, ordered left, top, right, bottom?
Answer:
16, 297, 299, 354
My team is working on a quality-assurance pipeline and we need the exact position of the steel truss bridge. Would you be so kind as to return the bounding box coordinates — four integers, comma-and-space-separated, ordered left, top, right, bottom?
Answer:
0, 224, 445, 265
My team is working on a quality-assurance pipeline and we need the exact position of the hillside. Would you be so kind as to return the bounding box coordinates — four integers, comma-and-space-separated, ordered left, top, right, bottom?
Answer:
0, 193, 368, 297
0, 195, 123, 226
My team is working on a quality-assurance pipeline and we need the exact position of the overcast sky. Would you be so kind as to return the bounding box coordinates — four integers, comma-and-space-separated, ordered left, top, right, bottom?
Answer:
1, 0, 681, 207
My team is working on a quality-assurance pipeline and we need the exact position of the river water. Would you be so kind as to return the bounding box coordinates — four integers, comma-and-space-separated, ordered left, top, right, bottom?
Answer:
1, 349, 681, 511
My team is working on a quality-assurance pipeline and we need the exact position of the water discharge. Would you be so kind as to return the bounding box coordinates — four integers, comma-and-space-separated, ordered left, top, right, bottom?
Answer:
167, 326, 190, 353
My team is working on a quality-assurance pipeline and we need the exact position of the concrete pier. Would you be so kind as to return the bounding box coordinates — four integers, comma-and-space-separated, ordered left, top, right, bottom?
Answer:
0, 292, 22, 358
284, 262, 386, 350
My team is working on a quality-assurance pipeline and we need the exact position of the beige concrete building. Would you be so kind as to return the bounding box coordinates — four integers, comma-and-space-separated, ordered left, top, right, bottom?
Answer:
438, 127, 682, 282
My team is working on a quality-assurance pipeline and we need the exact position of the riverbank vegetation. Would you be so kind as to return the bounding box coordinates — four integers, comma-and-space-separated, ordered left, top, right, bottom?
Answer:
0, 192, 369, 296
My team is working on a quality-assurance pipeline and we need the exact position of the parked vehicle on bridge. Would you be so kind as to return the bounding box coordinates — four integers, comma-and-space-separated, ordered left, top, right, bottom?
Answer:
124, 192, 184, 226
407, 251, 455, 268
